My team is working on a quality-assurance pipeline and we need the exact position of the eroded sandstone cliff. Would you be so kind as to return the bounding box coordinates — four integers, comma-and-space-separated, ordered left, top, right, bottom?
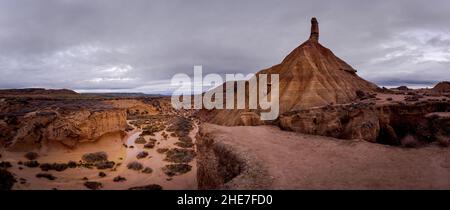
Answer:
279, 99, 450, 146
0, 98, 127, 150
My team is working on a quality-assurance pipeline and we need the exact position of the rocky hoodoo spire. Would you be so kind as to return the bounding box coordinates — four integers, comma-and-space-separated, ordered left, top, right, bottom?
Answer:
204, 17, 378, 126
309, 17, 319, 42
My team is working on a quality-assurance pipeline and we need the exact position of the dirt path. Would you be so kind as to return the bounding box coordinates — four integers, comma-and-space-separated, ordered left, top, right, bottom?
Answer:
203, 124, 450, 189
1, 122, 198, 190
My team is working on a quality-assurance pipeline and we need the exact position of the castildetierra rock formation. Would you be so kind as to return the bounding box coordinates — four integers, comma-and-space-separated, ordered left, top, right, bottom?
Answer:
259, 17, 378, 112
204, 17, 378, 125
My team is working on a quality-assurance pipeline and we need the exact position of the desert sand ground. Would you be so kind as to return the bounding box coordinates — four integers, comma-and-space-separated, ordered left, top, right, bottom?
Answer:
202, 123, 450, 189
1, 122, 198, 190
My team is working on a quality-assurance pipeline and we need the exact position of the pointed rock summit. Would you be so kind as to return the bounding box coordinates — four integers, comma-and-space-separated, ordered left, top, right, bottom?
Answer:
309, 17, 319, 42
257, 17, 378, 112
205, 17, 378, 125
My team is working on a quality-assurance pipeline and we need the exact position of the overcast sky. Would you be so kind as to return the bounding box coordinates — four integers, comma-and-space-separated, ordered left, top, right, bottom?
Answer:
0, 0, 449, 93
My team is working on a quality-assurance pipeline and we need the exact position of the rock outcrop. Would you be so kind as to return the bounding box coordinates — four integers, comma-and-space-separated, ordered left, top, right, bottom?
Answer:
433, 81, 450, 93
0, 98, 127, 150
280, 100, 450, 145
106, 99, 159, 118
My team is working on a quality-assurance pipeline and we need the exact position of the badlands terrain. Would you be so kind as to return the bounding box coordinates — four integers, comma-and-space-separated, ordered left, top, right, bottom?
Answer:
1, 18, 450, 190
0, 90, 198, 190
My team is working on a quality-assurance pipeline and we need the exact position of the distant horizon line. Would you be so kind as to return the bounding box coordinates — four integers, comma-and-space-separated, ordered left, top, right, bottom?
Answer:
0, 80, 447, 95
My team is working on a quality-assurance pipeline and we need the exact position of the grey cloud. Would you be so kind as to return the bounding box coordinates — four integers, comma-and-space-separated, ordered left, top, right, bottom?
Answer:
0, 0, 449, 93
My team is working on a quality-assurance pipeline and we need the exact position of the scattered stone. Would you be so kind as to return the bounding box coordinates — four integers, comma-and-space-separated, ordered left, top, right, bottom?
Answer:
18, 167, 23, 170
128, 184, 163, 190
24, 160, 40, 168
142, 167, 153, 174
24, 152, 39, 160
84, 181, 103, 190
162, 164, 192, 177
123, 143, 128, 148
136, 151, 149, 159
127, 161, 143, 171
113, 176, 127, 182
98, 172, 107, 177
17, 161, 23, 165
82, 152, 108, 163
129, 146, 134, 149
36, 173, 56, 180
82, 177, 89, 181
164, 148, 196, 163
0, 169, 16, 190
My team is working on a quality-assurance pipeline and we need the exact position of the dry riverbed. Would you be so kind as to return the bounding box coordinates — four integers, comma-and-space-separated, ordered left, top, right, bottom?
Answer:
0, 118, 198, 190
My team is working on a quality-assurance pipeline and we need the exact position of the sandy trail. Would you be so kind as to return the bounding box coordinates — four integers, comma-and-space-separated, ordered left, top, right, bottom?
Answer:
204, 124, 450, 189
1, 122, 198, 190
